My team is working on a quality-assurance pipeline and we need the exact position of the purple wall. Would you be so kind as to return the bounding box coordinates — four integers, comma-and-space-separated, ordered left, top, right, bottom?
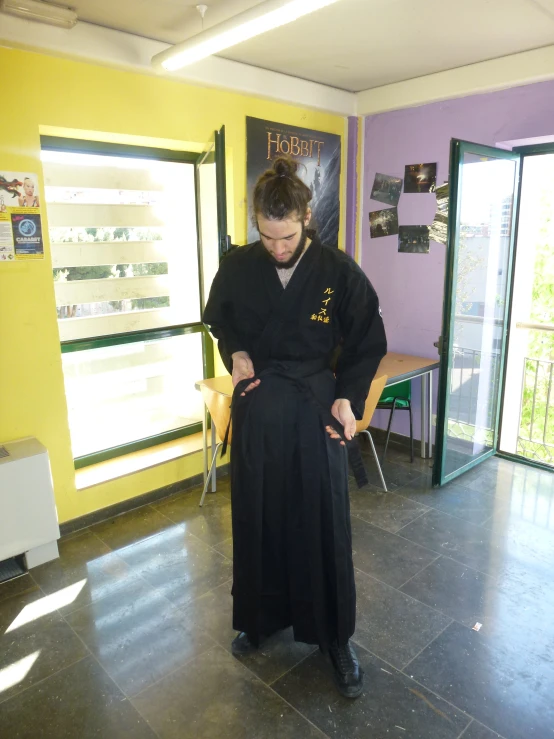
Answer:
362, 78, 554, 440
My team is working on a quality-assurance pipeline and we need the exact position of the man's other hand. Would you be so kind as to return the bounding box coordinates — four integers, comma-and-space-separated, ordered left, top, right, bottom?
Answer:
232, 351, 261, 396
327, 398, 356, 445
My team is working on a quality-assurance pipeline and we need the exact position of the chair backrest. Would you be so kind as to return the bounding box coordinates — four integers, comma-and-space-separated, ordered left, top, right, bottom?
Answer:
200, 383, 232, 444
356, 373, 388, 433
379, 379, 411, 402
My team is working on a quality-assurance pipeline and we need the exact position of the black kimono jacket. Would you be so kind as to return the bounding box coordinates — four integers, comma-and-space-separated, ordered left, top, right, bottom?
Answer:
203, 235, 387, 420
202, 236, 387, 648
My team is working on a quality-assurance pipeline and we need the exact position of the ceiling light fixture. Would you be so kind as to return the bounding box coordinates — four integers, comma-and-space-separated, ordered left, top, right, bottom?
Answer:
0, 0, 78, 29
152, 0, 341, 72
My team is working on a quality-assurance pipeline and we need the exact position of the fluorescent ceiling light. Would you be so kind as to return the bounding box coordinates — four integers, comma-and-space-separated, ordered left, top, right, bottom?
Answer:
0, 0, 78, 29
152, 0, 341, 72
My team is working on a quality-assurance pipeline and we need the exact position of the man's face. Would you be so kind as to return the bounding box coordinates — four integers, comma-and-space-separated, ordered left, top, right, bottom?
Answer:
257, 210, 311, 268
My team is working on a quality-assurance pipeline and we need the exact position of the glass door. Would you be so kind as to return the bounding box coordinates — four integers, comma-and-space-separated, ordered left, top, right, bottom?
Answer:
433, 139, 521, 485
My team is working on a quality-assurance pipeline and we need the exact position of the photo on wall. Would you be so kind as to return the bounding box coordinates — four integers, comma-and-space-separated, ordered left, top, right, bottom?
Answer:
369, 207, 399, 238
246, 116, 341, 247
404, 163, 437, 193
429, 182, 449, 245
398, 225, 430, 253
370, 173, 403, 207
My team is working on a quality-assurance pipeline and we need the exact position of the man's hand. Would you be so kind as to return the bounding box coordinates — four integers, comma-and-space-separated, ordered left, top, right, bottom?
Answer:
232, 351, 261, 396
326, 398, 356, 445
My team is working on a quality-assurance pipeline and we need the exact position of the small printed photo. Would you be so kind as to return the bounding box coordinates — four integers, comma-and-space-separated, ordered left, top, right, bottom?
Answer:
370, 173, 403, 207
369, 207, 399, 238
398, 225, 430, 253
404, 163, 437, 193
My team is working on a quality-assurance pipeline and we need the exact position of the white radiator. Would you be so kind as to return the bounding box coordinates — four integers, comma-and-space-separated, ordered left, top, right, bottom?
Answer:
0, 437, 60, 569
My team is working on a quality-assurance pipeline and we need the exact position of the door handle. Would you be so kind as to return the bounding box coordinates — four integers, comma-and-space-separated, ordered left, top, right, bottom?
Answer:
434, 336, 443, 355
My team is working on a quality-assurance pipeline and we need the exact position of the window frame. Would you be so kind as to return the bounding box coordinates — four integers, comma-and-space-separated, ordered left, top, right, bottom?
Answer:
41, 136, 214, 469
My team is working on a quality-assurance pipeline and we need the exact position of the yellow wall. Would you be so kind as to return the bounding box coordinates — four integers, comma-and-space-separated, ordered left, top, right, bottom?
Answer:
0, 47, 347, 524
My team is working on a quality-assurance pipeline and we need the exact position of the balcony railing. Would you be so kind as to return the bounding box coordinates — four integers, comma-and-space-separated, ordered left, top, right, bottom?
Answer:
518, 356, 554, 464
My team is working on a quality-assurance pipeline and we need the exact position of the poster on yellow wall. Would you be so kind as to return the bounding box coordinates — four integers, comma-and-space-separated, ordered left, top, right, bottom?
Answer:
0, 171, 44, 261
246, 117, 341, 248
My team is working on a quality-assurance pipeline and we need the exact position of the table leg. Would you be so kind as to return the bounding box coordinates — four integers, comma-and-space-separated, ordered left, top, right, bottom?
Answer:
211, 421, 217, 492
420, 373, 428, 459
428, 370, 434, 459
202, 407, 208, 486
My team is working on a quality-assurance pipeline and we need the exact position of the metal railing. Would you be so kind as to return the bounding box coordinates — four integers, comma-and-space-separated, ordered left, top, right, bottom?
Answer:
517, 356, 554, 464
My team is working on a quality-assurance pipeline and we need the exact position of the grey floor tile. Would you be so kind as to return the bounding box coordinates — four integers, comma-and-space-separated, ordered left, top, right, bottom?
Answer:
66, 576, 214, 697
405, 554, 554, 669
397, 480, 507, 526
456, 457, 552, 502
177, 579, 236, 648
0, 573, 38, 604
213, 537, 233, 560
407, 621, 554, 739
400, 556, 500, 627
0, 656, 157, 738
358, 456, 429, 490
132, 645, 327, 739
153, 488, 232, 546
398, 507, 554, 580
371, 443, 434, 474
0, 589, 89, 703
272, 643, 469, 739
31, 530, 138, 615
349, 488, 429, 533
91, 504, 179, 550
354, 568, 451, 668
116, 526, 233, 608
177, 579, 315, 685
351, 515, 439, 588
461, 721, 506, 739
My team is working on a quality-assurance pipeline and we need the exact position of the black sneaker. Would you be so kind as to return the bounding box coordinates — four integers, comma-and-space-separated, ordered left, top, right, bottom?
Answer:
328, 641, 364, 698
231, 632, 258, 656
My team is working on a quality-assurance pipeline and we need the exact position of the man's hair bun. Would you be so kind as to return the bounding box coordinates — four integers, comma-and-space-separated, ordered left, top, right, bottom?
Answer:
273, 157, 299, 178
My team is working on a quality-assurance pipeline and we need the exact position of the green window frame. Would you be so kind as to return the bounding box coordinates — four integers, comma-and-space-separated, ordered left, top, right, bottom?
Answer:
41, 136, 214, 469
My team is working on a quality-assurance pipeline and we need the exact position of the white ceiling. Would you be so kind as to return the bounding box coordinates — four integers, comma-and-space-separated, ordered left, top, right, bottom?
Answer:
31, 0, 554, 91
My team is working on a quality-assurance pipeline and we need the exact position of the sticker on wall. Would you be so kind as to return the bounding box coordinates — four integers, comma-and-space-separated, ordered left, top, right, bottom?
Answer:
398, 225, 430, 254
0, 171, 44, 260
404, 163, 437, 194
429, 182, 449, 246
246, 116, 341, 247
370, 173, 403, 207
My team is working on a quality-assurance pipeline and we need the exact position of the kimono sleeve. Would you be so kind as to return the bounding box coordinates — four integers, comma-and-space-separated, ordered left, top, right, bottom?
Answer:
202, 256, 244, 374
334, 261, 387, 420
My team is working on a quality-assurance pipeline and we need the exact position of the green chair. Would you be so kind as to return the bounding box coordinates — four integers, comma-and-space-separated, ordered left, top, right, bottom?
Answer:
377, 380, 414, 463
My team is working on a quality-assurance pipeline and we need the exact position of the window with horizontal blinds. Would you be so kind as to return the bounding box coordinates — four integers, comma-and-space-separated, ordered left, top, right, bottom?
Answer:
42, 150, 200, 342
41, 141, 209, 467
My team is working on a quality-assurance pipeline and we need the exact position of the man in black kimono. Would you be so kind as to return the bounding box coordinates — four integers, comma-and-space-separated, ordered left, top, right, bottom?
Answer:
203, 157, 387, 698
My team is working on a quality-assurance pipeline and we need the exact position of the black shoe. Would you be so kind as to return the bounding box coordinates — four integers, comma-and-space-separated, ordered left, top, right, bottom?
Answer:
231, 632, 258, 656
328, 641, 364, 698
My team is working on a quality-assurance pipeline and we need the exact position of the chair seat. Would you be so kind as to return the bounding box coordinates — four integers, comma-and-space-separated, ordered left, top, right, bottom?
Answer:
378, 397, 410, 409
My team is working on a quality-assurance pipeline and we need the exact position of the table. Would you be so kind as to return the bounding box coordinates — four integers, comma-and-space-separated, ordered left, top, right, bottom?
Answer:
195, 351, 439, 489
377, 352, 440, 460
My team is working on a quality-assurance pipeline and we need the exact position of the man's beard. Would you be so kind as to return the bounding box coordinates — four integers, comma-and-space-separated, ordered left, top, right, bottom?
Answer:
268, 228, 308, 270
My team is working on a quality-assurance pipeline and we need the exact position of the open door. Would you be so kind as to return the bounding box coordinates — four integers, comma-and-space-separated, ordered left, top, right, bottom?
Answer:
196, 126, 230, 313
196, 126, 229, 382
433, 139, 521, 486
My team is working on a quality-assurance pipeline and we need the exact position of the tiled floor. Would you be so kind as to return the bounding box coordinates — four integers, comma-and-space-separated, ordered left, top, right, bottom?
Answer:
1, 448, 553, 738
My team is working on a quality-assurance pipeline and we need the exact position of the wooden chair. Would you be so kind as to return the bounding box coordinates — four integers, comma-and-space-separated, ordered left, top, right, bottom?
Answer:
199, 383, 232, 507
355, 373, 389, 492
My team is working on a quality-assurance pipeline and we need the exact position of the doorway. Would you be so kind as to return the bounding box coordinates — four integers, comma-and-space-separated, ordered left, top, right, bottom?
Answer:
500, 152, 554, 468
